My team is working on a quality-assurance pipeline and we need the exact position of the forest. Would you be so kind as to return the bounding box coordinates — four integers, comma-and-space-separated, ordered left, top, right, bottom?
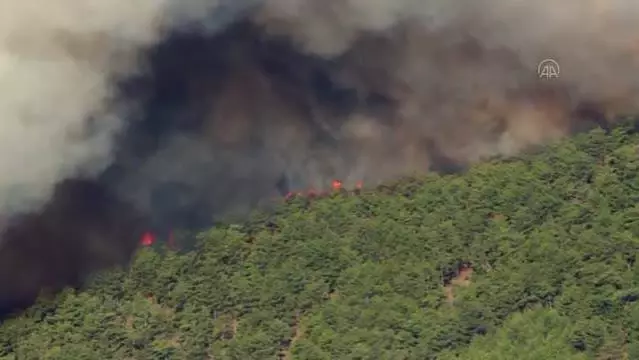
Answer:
0, 122, 638, 359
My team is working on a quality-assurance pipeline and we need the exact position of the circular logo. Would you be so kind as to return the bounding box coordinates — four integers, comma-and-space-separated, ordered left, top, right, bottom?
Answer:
538, 59, 560, 79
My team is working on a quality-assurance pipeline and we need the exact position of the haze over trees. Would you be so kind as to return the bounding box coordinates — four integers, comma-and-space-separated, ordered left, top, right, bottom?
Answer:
1, 123, 639, 359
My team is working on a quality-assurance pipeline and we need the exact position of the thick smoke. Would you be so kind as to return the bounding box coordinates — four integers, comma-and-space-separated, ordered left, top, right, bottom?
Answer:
3, 0, 639, 215
0, 0, 168, 215
252, 0, 639, 167
2, 0, 639, 314
123, 0, 639, 206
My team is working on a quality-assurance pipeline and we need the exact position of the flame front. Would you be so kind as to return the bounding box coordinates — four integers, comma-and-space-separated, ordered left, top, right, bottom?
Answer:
284, 179, 361, 200
140, 180, 364, 250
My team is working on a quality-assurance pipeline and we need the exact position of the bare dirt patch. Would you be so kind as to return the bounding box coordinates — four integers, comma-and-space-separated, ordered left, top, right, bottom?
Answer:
279, 311, 304, 360
444, 265, 473, 304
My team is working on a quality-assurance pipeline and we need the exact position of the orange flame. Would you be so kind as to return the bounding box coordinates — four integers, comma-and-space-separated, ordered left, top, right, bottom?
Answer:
140, 231, 155, 246
283, 179, 362, 201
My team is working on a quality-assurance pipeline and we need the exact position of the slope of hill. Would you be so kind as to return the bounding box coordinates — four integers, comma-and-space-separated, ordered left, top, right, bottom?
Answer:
1, 124, 639, 359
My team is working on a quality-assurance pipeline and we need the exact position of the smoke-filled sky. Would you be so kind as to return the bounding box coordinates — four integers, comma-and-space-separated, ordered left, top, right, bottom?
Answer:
2, 0, 639, 218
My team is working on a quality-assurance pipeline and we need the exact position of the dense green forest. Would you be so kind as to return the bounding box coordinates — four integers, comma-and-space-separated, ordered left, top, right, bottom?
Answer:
1, 123, 639, 359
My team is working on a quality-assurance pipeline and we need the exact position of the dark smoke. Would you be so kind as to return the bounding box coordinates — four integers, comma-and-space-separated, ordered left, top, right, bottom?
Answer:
0, 179, 144, 315
2, 0, 639, 316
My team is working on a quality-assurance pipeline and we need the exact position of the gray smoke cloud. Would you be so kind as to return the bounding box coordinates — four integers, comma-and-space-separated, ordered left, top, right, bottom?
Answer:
2, 0, 639, 217
0, 0, 172, 214
250, 0, 639, 177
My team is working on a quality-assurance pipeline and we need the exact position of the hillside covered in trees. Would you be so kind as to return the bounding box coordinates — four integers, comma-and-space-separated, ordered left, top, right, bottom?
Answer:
1, 123, 639, 359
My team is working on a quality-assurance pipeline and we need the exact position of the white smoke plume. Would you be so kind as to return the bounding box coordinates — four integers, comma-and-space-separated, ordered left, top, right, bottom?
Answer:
0, 0, 169, 213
